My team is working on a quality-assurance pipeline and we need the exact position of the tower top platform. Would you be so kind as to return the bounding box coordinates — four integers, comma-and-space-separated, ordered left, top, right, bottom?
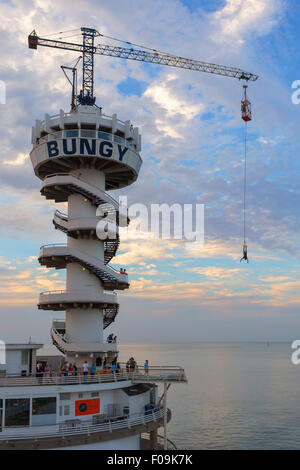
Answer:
30, 105, 142, 190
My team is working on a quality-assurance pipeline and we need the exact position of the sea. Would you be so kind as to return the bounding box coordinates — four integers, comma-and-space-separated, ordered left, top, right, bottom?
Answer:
118, 342, 300, 450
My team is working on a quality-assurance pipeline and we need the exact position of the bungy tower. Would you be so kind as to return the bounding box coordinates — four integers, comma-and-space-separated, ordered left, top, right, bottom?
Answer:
6, 104, 187, 451
31, 106, 141, 367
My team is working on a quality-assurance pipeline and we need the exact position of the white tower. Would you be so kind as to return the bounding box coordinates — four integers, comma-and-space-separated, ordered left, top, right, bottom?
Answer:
30, 105, 142, 366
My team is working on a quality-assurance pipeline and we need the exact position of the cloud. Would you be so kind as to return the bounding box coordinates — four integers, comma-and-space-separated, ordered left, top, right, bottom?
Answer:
114, 237, 181, 265
3, 152, 29, 166
0, 257, 65, 306
144, 74, 204, 119
260, 276, 290, 283
254, 280, 300, 307
212, 0, 284, 44
126, 276, 264, 307
189, 266, 242, 279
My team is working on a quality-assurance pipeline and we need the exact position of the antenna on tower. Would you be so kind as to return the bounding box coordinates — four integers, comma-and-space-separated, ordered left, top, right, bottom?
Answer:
61, 56, 82, 111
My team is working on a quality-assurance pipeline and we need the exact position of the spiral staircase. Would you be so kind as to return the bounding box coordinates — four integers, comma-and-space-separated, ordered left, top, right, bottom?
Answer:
38, 174, 128, 360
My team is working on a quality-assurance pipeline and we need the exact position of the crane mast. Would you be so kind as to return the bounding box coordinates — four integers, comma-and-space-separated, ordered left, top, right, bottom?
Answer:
79, 27, 98, 105
28, 27, 259, 106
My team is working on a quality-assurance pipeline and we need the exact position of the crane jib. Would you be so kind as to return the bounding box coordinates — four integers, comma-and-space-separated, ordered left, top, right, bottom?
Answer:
28, 33, 258, 83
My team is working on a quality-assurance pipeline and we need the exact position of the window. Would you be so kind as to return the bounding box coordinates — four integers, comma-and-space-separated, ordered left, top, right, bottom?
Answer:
32, 397, 56, 415
98, 131, 112, 141
5, 399, 30, 427
78, 393, 83, 398
96, 357, 102, 367
126, 140, 135, 149
81, 129, 95, 138
58, 405, 69, 418
21, 350, 29, 365
32, 397, 56, 425
114, 135, 124, 144
60, 393, 71, 400
65, 130, 78, 138
91, 392, 99, 397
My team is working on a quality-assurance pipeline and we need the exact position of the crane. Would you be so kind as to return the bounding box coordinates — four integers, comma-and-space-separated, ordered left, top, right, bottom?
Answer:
28, 27, 259, 106
28, 26, 258, 262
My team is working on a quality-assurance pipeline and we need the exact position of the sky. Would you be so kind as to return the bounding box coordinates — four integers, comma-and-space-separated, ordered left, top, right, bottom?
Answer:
0, 0, 300, 343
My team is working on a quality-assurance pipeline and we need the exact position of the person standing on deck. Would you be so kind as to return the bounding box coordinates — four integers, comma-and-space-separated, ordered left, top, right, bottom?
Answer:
83, 360, 89, 380
44, 363, 51, 377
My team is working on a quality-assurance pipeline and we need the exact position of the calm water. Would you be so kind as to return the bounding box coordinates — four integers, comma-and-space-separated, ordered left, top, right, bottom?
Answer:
118, 342, 300, 450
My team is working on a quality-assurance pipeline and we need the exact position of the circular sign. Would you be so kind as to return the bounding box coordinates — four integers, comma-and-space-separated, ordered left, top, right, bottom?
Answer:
79, 403, 87, 413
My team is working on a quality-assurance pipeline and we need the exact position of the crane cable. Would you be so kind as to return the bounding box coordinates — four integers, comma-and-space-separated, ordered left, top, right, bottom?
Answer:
243, 120, 247, 246
240, 84, 251, 263
97, 31, 179, 58
42, 28, 81, 37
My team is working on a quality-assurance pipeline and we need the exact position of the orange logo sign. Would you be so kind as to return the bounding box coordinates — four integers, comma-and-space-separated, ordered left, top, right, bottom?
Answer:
75, 398, 100, 416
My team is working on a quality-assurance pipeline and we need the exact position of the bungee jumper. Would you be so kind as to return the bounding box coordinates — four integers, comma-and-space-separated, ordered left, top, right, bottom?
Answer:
240, 85, 251, 263
240, 243, 249, 263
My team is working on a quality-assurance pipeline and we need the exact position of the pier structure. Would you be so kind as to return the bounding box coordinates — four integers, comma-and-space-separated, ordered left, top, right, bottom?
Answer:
0, 103, 187, 450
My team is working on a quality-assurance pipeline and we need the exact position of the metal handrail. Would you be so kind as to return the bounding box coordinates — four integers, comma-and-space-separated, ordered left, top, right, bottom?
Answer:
102, 113, 126, 125
107, 263, 127, 276
119, 362, 185, 370
40, 243, 66, 248
54, 211, 112, 222
41, 289, 117, 297
39, 244, 127, 278
39, 110, 127, 126
52, 328, 118, 347
43, 172, 119, 208
0, 369, 187, 387
0, 407, 164, 441
54, 209, 68, 220
51, 328, 68, 343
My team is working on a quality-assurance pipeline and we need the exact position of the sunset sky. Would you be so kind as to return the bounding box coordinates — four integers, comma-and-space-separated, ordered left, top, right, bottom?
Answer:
0, 0, 300, 343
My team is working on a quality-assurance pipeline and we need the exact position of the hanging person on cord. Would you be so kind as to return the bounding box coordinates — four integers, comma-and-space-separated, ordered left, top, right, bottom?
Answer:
240, 243, 249, 263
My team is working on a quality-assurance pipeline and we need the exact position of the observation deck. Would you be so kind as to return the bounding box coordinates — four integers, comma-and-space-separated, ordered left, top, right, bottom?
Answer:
0, 365, 187, 387
30, 106, 142, 189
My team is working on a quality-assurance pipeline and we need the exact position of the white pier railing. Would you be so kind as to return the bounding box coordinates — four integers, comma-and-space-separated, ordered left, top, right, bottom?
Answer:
0, 366, 187, 387
0, 407, 166, 441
